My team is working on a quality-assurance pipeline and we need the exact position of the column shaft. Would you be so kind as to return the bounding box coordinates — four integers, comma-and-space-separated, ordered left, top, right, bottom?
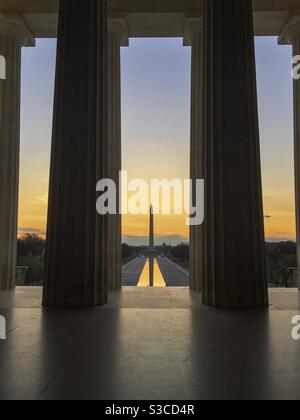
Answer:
106, 26, 122, 290
293, 39, 300, 289
203, 0, 268, 309
279, 12, 300, 290
43, 0, 108, 308
0, 15, 34, 291
0, 36, 20, 290
188, 23, 204, 291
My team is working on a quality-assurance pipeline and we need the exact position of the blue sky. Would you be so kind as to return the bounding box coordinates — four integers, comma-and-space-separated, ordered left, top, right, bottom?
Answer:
19, 36, 295, 241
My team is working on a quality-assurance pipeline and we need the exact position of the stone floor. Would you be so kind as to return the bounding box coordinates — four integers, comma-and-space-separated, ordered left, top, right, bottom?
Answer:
0, 287, 300, 400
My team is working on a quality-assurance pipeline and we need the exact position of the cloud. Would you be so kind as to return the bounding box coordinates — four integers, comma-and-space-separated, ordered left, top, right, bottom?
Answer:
34, 193, 48, 204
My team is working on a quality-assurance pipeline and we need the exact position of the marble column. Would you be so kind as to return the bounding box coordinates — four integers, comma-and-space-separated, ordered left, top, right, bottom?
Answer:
106, 20, 128, 290
0, 14, 34, 291
184, 18, 204, 291
203, 0, 268, 309
279, 12, 300, 290
43, 0, 108, 308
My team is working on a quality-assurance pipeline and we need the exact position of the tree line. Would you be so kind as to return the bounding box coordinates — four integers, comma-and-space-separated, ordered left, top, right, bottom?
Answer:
17, 234, 296, 287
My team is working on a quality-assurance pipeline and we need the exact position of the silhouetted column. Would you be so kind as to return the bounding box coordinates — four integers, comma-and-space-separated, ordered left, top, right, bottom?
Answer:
106, 20, 128, 290
0, 14, 34, 291
203, 0, 268, 309
279, 12, 300, 290
43, 0, 108, 308
184, 18, 204, 291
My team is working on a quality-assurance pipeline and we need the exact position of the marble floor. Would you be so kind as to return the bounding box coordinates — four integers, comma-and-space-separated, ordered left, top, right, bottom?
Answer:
0, 287, 300, 400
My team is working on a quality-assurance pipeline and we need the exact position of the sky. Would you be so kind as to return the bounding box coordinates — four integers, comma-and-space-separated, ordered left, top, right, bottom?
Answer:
18, 36, 295, 244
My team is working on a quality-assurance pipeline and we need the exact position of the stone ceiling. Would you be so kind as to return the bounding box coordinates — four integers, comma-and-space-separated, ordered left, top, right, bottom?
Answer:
0, 0, 299, 38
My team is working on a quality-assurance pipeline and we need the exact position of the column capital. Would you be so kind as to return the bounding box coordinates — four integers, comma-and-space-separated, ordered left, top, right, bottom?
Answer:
0, 13, 35, 47
279, 10, 300, 45
108, 19, 129, 47
183, 17, 203, 47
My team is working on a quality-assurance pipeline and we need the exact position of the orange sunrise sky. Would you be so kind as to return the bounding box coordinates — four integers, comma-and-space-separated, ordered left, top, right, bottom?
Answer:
18, 37, 296, 243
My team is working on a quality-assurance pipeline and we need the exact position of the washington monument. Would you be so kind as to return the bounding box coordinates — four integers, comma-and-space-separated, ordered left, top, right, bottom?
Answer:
149, 205, 154, 251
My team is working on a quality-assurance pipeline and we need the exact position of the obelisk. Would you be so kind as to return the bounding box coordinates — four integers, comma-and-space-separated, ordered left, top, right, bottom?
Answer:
149, 205, 154, 251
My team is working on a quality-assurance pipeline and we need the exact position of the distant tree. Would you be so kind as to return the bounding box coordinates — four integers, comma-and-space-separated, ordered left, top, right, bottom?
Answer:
265, 242, 296, 287
21, 233, 43, 242
170, 243, 189, 262
122, 243, 135, 260
17, 234, 46, 284
18, 254, 44, 285
17, 234, 45, 257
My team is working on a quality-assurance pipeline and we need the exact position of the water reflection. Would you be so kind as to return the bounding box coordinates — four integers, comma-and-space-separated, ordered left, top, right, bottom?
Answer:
137, 257, 166, 287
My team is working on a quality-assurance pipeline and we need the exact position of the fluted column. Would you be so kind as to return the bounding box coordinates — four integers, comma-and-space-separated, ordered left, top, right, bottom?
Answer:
106, 20, 128, 290
184, 18, 204, 291
279, 11, 300, 290
43, 0, 108, 308
203, 0, 268, 309
0, 14, 34, 291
